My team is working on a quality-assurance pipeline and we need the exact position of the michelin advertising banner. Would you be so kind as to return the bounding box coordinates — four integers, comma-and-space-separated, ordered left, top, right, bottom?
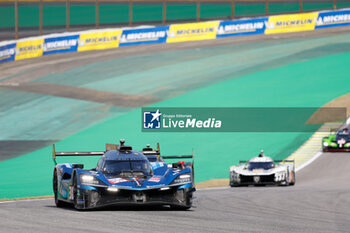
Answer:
119, 26, 169, 46
265, 12, 318, 34
316, 9, 350, 29
0, 43, 16, 64
43, 35, 79, 55
167, 21, 220, 43
3, 9, 350, 65
15, 39, 43, 61
217, 17, 268, 38
78, 30, 122, 52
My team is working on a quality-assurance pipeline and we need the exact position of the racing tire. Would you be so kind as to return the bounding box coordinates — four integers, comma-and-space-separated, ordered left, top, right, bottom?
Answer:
73, 174, 81, 210
73, 173, 82, 210
322, 137, 329, 152
53, 169, 65, 208
171, 189, 192, 210
230, 180, 240, 187
289, 171, 296, 186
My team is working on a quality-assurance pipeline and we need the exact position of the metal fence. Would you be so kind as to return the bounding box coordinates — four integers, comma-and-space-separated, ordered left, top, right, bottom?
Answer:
0, 0, 349, 40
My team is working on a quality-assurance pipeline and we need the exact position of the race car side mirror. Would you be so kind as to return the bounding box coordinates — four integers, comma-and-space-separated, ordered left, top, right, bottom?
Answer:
172, 162, 184, 169
72, 164, 84, 169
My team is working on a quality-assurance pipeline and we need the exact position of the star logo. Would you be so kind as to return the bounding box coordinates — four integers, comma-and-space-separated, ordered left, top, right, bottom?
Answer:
150, 109, 162, 123
143, 109, 162, 129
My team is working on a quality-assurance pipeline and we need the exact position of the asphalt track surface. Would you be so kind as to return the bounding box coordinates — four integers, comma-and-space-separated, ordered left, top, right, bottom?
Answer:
1, 152, 350, 233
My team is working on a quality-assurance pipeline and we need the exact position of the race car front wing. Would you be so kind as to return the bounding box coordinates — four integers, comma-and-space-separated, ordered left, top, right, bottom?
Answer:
75, 186, 195, 209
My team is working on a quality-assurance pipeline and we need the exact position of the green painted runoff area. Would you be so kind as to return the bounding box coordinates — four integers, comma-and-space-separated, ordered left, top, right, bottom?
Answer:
1, 2, 349, 28
1, 50, 350, 198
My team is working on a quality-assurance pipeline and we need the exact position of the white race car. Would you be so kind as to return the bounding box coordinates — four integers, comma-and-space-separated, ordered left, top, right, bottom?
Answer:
229, 150, 295, 187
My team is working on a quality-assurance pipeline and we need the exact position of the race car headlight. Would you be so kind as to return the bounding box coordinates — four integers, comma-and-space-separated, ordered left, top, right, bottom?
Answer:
230, 171, 240, 179
107, 187, 119, 192
80, 175, 99, 185
323, 142, 328, 147
171, 174, 192, 185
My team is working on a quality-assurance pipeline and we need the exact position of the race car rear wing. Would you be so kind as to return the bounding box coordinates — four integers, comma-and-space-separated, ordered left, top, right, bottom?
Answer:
52, 144, 104, 165
155, 143, 195, 183
329, 128, 339, 133
274, 160, 295, 163
156, 143, 194, 160
162, 155, 193, 159
239, 159, 295, 164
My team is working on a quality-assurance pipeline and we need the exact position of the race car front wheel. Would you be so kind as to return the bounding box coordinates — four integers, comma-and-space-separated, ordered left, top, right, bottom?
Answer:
171, 188, 192, 210
53, 169, 65, 207
289, 171, 296, 186
73, 174, 80, 210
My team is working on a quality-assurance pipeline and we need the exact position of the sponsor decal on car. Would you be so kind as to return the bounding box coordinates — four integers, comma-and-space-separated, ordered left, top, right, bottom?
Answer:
69, 185, 74, 200
337, 138, 346, 147
252, 169, 264, 173
108, 178, 128, 184
131, 177, 141, 186
150, 162, 166, 170
254, 176, 260, 183
148, 177, 161, 182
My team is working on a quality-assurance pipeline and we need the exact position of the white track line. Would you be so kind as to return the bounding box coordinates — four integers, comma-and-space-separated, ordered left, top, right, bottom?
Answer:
295, 151, 323, 173
0, 198, 52, 204
197, 186, 230, 191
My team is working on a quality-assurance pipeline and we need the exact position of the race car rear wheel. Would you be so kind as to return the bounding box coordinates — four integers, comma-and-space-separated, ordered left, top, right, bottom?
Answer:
53, 169, 65, 207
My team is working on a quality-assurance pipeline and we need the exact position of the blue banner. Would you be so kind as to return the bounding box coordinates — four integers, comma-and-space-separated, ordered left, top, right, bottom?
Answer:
316, 10, 350, 29
119, 26, 169, 46
216, 17, 268, 38
0, 43, 16, 64
43, 35, 79, 55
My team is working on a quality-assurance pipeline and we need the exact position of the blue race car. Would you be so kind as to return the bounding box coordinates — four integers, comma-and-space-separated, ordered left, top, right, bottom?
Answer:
52, 140, 195, 210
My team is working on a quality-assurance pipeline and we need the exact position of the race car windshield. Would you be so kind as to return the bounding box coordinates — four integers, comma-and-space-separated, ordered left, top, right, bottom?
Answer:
145, 155, 164, 162
248, 162, 274, 170
147, 157, 157, 162
336, 132, 350, 141
102, 159, 151, 176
